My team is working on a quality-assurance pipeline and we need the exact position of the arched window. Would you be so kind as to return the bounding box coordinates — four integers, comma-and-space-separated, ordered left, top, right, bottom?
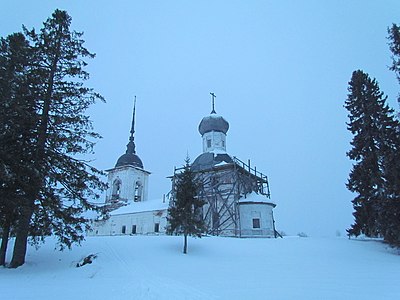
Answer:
112, 179, 122, 200
134, 181, 142, 202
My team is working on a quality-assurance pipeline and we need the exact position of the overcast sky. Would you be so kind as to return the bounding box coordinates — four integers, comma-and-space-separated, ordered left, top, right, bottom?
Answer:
2, 1, 399, 237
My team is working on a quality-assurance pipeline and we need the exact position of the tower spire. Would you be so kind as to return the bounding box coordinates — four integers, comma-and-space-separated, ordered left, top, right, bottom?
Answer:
126, 96, 136, 154
130, 96, 136, 141
210, 92, 216, 114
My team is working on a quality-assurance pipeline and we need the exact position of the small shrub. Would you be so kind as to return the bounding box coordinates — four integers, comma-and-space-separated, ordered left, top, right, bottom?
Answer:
76, 254, 97, 267
297, 232, 308, 238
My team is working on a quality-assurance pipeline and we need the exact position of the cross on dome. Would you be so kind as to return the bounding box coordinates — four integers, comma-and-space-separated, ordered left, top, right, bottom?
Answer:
210, 92, 216, 114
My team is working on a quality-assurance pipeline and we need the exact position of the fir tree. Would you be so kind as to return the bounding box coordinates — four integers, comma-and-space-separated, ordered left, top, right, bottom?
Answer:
345, 70, 400, 240
167, 158, 206, 254
5, 10, 106, 268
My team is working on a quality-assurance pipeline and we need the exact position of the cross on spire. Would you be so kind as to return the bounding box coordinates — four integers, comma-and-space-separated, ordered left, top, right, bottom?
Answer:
210, 92, 216, 114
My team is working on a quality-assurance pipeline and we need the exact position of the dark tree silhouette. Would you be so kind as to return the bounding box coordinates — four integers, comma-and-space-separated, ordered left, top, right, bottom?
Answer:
0, 10, 106, 268
167, 158, 206, 254
345, 70, 400, 244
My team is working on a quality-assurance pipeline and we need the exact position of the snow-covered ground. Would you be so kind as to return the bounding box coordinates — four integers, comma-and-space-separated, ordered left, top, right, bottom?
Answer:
1, 235, 399, 300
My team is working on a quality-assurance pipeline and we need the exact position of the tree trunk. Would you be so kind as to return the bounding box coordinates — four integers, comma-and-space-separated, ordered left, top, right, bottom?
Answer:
9, 204, 33, 268
0, 216, 11, 266
183, 234, 188, 254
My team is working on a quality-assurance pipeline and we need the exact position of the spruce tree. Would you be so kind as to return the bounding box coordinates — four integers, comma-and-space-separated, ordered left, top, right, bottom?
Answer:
167, 158, 206, 254
382, 23, 400, 245
345, 70, 400, 240
5, 10, 106, 268
388, 24, 400, 87
0, 32, 36, 265
379, 140, 400, 245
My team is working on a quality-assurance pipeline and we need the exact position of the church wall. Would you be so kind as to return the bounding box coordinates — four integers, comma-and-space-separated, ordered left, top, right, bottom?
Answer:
191, 163, 276, 238
88, 210, 167, 236
238, 203, 275, 237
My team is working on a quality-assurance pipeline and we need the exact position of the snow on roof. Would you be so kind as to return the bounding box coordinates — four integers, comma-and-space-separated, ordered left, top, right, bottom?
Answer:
214, 161, 228, 167
210, 149, 228, 155
111, 199, 168, 216
238, 192, 275, 205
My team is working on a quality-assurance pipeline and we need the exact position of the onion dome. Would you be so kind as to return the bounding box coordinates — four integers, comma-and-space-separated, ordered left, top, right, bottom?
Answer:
198, 92, 229, 135
198, 113, 229, 135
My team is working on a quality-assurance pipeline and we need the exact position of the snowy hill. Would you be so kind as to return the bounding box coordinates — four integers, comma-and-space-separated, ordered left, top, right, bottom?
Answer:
1, 236, 399, 299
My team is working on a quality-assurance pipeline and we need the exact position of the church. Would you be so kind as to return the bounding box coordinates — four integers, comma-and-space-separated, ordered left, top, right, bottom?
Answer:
89, 98, 168, 236
89, 94, 277, 238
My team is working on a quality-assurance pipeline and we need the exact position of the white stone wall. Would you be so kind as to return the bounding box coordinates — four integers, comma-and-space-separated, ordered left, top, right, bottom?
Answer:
238, 202, 275, 237
202, 131, 227, 153
89, 210, 168, 236
106, 165, 150, 203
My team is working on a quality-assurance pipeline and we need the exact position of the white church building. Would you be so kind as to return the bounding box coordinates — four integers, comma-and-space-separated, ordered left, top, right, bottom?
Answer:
90, 94, 277, 238
89, 100, 168, 236
171, 94, 277, 237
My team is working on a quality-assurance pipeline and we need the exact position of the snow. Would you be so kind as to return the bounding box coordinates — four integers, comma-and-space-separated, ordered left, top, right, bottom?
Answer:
214, 161, 228, 167
209, 149, 228, 155
238, 191, 274, 204
208, 113, 224, 119
1, 236, 400, 299
110, 199, 168, 215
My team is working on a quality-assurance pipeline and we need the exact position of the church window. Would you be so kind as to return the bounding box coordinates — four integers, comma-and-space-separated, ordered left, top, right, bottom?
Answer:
207, 139, 211, 148
154, 223, 160, 233
134, 181, 142, 202
252, 218, 260, 229
132, 225, 137, 234
122, 225, 126, 234
112, 179, 122, 200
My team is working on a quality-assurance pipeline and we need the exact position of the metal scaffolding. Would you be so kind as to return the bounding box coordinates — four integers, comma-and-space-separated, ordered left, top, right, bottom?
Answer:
171, 157, 272, 237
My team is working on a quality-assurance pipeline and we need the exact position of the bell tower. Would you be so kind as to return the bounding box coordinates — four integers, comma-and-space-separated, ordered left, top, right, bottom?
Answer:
105, 97, 150, 205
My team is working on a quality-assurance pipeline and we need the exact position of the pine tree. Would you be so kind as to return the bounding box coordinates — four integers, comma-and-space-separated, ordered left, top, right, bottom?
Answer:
6, 10, 106, 268
167, 158, 206, 254
345, 70, 400, 240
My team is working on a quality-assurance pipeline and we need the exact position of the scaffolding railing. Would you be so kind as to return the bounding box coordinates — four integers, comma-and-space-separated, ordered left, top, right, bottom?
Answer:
232, 156, 271, 198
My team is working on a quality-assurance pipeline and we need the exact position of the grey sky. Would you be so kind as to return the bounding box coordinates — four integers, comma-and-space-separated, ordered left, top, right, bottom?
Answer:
2, 1, 399, 236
